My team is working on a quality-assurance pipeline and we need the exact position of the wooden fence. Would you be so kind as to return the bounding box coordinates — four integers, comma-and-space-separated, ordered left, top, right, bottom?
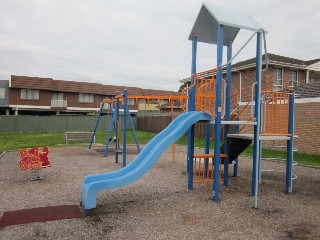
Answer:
137, 114, 217, 138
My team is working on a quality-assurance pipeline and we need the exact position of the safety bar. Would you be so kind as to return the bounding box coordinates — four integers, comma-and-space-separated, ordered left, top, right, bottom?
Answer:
219, 29, 268, 69
251, 82, 257, 120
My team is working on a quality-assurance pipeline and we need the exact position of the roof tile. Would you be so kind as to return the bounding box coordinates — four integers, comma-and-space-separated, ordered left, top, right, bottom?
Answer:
293, 83, 320, 99
11, 75, 55, 91
10, 75, 179, 97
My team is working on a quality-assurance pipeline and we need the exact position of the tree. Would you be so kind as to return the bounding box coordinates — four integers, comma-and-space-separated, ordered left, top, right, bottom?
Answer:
178, 82, 187, 92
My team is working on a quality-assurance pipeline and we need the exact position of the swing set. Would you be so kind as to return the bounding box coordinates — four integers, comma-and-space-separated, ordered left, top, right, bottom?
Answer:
89, 90, 141, 167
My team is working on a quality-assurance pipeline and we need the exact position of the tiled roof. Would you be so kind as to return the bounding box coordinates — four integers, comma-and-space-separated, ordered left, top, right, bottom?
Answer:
293, 83, 320, 99
232, 53, 307, 69
305, 58, 320, 65
54, 80, 102, 94
123, 86, 144, 96
141, 89, 180, 97
180, 53, 320, 83
102, 85, 145, 96
10, 75, 178, 97
11, 75, 55, 91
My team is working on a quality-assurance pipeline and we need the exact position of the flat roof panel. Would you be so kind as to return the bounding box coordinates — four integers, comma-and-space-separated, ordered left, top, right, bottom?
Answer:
189, 2, 266, 45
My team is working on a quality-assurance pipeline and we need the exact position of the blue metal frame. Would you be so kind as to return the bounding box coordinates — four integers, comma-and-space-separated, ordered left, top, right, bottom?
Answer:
213, 24, 224, 202
204, 123, 210, 178
102, 90, 140, 165
223, 41, 232, 186
187, 36, 197, 190
123, 90, 128, 167
286, 89, 295, 193
104, 103, 117, 157
115, 92, 120, 163
253, 32, 262, 207
89, 102, 105, 149
233, 118, 240, 177
128, 109, 141, 153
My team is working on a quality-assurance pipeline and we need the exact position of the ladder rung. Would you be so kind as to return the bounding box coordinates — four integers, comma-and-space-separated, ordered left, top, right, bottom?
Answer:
193, 154, 227, 158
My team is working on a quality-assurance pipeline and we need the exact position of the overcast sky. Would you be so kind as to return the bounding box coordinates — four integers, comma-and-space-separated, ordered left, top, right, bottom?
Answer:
1, 0, 319, 91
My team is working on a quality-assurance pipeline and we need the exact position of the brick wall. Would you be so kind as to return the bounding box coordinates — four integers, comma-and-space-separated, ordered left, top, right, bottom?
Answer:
294, 101, 320, 154
64, 92, 100, 108
9, 89, 52, 106
231, 66, 306, 105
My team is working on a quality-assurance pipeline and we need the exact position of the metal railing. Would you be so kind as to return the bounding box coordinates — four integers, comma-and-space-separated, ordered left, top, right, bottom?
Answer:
193, 154, 225, 183
261, 91, 291, 136
193, 68, 224, 117
181, 68, 293, 137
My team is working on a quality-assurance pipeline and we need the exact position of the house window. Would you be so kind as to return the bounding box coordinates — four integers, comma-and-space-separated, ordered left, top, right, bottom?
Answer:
139, 99, 146, 104
0, 88, 5, 99
52, 92, 64, 100
79, 93, 94, 103
20, 89, 39, 100
160, 100, 169, 105
310, 77, 317, 83
289, 70, 298, 87
127, 98, 135, 106
273, 68, 283, 91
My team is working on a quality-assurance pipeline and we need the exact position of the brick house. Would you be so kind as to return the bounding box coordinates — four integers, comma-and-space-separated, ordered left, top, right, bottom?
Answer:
231, 53, 320, 105
1, 75, 179, 115
180, 53, 320, 108
231, 54, 320, 155
179, 53, 320, 154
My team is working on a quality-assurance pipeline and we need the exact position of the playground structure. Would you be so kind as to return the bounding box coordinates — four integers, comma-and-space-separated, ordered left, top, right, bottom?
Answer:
89, 89, 187, 166
80, 3, 295, 215
89, 90, 141, 167
186, 3, 294, 208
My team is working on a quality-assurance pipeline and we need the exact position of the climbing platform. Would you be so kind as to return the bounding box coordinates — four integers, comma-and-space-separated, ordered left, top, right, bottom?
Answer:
193, 154, 226, 183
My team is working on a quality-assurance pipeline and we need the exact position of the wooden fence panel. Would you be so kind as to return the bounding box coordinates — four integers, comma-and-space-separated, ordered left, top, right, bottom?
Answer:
137, 114, 219, 139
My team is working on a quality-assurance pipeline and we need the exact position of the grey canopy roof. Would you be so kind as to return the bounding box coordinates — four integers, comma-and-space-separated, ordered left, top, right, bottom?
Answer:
188, 2, 266, 45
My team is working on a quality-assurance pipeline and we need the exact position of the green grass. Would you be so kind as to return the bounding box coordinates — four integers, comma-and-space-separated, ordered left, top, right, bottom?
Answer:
242, 146, 320, 166
0, 132, 65, 154
0, 131, 319, 167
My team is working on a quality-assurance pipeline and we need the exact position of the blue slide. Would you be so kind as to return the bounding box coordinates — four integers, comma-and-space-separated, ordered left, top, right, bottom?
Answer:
81, 111, 213, 211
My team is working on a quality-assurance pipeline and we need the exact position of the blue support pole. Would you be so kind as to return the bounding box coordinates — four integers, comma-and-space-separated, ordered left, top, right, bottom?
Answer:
115, 91, 120, 163
204, 124, 210, 178
233, 118, 240, 177
128, 109, 141, 153
223, 41, 232, 186
258, 97, 263, 183
187, 35, 197, 190
89, 102, 104, 149
213, 24, 224, 202
103, 105, 116, 157
286, 89, 295, 193
253, 32, 263, 208
123, 90, 128, 167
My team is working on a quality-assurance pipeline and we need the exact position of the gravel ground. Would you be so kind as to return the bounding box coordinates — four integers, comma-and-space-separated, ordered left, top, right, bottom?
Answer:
0, 145, 319, 240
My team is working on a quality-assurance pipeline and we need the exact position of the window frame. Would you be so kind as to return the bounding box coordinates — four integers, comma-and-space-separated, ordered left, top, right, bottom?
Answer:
273, 68, 283, 91
127, 98, 135, 106
0, 87, 5, 99
139, 99, 146, 104
289, 70, 298, 87
20, 89, 39, 100
79, 93, 94, 103
51, 92, 64, 100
